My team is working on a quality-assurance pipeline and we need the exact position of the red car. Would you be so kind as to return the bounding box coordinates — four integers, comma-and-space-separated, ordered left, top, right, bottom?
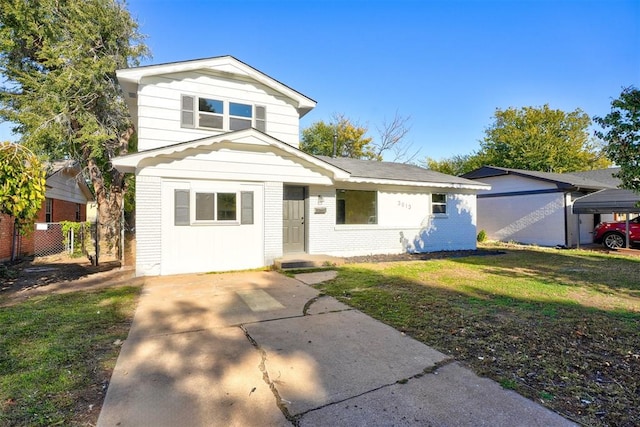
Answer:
593, 216, 640, 249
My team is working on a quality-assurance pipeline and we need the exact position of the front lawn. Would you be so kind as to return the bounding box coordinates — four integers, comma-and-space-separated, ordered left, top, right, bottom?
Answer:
0, 286, 140, 426
315, 244, 639, 427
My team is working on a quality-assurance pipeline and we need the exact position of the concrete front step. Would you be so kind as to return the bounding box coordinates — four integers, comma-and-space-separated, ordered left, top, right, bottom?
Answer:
274, 254, 344, 270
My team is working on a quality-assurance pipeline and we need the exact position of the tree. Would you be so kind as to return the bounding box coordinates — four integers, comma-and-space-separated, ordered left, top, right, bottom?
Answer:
0, 0, 148, 249
594, 86, 640, 193
372, 112, 419, 163
301, 113, 376, 159
424, 152, 487, 176
0, 142, 46, 222
480, 105, 610, 172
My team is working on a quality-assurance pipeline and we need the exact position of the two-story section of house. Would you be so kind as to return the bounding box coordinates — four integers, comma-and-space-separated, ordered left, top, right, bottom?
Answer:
113, 56, 489, 276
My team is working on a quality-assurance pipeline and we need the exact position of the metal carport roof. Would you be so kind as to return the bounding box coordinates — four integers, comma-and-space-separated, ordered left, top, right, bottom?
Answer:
572, 188, 640, 214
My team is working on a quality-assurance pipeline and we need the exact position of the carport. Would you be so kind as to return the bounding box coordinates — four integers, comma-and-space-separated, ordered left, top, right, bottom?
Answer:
572, 188, 640, 249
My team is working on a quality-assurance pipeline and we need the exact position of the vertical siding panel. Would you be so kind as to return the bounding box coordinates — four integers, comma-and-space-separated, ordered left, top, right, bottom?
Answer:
135, 175, 162, 276
263, 182, 283, 264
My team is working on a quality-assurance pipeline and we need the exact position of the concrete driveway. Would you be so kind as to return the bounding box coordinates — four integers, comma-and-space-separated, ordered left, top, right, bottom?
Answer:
97, 270, 575, 426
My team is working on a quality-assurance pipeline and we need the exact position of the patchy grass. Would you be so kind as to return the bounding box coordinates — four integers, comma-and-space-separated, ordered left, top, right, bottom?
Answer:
316, 245, 640, 427
0, 286, 140, 426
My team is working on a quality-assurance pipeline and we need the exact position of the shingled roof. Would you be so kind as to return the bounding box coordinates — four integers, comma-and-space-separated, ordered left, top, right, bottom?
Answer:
317, 156, 485, 187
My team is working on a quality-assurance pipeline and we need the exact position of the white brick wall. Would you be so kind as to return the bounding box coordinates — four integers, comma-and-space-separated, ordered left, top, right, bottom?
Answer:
264, 182, 283, 264
307, 187, 478, 256
135, 175, 162, 276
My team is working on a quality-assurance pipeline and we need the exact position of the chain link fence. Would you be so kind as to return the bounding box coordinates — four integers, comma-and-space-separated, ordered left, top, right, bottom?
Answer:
33, 222, 96, 259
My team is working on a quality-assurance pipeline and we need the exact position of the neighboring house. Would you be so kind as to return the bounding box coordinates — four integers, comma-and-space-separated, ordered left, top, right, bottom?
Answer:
0, 161, 93, 262
462, 166, 622, 247
113, 56, 489, 276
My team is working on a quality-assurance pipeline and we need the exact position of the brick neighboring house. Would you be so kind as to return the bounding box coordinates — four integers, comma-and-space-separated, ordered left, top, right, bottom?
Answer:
1, 161, 93, 262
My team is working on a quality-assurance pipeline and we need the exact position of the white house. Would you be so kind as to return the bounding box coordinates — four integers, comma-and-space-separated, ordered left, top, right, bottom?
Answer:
462, 166, 617, 247
113, 56, 489, 276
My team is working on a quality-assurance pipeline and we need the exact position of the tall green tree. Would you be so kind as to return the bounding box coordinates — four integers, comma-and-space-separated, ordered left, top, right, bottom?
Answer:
480, 105, 610, 172
301, 113, 377, 159
0, 0, 148, 244
594, 86, 640, 193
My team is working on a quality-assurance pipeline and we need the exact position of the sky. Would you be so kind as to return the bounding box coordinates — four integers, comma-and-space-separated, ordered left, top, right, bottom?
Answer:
1, 0, 638, 161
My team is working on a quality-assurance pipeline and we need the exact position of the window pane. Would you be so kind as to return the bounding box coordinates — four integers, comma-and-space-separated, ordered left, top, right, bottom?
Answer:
199, 98, 223, 114
196, 193, 215, 220
199, 113, 223, 129
217, 193, 237, 220
433, 194, 446, 204
336, 190, 376, 224
432, 193, 447, 214
230, 102, 252, 118
230, 117, 251, 131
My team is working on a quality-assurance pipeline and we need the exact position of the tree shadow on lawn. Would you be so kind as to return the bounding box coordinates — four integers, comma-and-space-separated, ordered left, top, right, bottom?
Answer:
318, 260, 640, 427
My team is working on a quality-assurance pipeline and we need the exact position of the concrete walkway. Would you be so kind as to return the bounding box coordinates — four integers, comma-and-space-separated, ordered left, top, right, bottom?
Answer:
97, 271, 575, 426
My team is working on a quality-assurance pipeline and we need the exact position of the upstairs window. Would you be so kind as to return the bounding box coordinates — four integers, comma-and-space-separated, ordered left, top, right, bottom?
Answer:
181, 95, 266, 132
432, 193, 447, 215
198, 98, 224, 129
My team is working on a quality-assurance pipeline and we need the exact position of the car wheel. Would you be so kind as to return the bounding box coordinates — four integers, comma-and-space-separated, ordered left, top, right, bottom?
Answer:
603, 232, 625, 249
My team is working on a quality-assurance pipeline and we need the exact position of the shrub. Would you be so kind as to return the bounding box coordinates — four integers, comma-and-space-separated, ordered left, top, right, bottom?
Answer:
477, 229, 487, 242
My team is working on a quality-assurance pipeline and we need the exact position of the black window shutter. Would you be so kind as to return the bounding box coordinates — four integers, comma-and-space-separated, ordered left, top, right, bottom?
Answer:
175, 189, 190, 225
241, 192, 254, 224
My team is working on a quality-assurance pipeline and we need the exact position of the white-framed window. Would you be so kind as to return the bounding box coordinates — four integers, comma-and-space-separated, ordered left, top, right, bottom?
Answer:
181, 95, 266, 132
431, 193, 447, 215
174, 189, 253, 226
336, 189, 377, 225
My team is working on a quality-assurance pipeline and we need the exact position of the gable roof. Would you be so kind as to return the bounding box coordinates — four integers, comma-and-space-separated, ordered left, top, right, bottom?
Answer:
43, 160, 94, 202
111, 128, 349, 180
116, 55, 317, 120
319, 156, 488, 189
462, 165, 612, 191
112, 130, 489, 191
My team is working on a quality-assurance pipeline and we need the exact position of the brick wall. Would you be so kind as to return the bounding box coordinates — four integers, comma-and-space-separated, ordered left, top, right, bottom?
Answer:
0, 199, 87, 262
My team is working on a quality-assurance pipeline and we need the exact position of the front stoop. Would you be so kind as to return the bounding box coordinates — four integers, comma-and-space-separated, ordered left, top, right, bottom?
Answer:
274, 254, 344, 270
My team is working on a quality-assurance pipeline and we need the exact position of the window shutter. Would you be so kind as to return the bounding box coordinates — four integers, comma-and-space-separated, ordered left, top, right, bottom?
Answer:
175, 189, 190, 225
241, 191, 254, 224
255, 106, 266, 132
181, 95, 195, 128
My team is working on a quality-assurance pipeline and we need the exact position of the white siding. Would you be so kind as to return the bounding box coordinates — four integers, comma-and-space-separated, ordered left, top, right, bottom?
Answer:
137, 148, 333, 185
45, 170, 88, 204
264, 182, 283, 264
135, 175, 162, 276
477, 192, 566, 247
136, 72, 301, 151
160, 180, 264, 275
307, 186, 478, 256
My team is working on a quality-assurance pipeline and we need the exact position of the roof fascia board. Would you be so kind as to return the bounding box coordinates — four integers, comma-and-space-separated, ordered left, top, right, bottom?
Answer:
339, 176, 491, 191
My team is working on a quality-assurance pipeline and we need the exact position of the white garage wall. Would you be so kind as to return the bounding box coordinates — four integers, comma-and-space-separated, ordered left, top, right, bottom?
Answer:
477, 192, 566, 247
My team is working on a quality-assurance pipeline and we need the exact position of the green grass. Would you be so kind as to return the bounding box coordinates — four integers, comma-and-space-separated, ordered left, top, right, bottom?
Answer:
317, 245, 640, 427
0, 287, 140, 426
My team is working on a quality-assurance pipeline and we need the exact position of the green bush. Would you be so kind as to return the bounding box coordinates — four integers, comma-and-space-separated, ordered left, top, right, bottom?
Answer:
477, 229, 487, 242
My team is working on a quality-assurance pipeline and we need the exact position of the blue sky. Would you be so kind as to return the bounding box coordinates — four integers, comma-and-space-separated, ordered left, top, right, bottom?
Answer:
1, 0, 638, 161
